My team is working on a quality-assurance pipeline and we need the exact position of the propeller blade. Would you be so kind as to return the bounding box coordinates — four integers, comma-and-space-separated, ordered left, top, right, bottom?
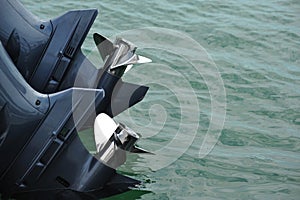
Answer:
123, 64, 133, 74
106, 81, 149, 117
111, 54, 152, 70
93, 33, 114, 60
111, 54, 152, 74
130, 145, 154, 154
137, 55, 152, 64
94, 113, 118, 152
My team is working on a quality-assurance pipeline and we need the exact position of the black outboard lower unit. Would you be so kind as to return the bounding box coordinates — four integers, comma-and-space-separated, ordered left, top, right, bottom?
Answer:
0, 0, 151, 199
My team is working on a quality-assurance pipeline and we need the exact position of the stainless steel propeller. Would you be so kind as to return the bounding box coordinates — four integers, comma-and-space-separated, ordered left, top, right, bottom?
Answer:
93, 33, 151, 77
93, 113, 152, 169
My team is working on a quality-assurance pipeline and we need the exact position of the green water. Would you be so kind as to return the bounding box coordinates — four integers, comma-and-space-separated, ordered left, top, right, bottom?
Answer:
21, 0, 300, 199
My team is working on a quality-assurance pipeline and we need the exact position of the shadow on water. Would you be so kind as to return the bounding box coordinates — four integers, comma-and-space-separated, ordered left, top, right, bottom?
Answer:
0, 189, 151, 200
102, 190, 152, 200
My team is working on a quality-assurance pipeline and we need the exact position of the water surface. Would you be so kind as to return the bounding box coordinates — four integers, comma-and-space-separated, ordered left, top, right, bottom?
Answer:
20, 0, 300, 199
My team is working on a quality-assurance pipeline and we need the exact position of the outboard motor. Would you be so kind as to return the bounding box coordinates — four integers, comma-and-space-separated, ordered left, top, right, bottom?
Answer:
0, 0, 151, 199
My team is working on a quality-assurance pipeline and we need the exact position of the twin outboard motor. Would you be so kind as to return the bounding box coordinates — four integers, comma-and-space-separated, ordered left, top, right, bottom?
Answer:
0, 0, 151, 199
